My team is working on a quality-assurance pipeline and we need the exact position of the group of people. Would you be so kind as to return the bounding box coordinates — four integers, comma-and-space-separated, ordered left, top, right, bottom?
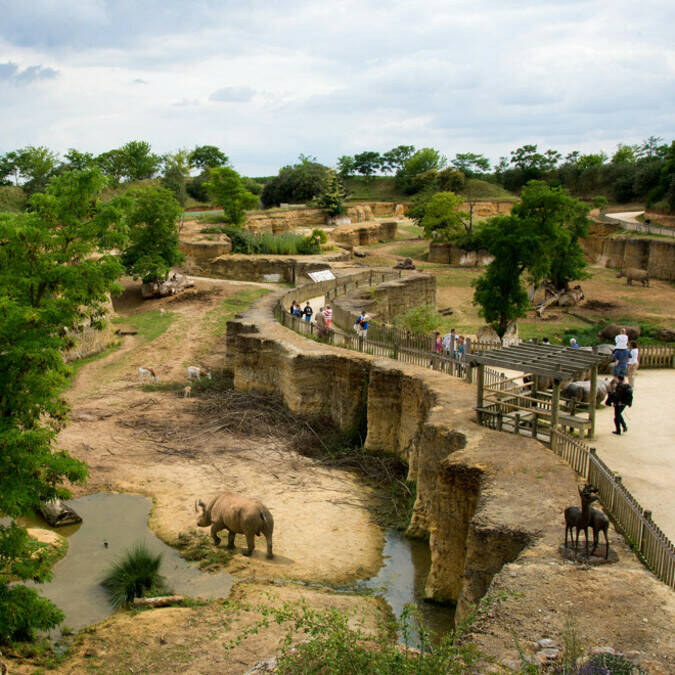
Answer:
289, 301, 333, 327
438, 328, 466, 360
354, 311, 370, 338
569, 329, 637, 437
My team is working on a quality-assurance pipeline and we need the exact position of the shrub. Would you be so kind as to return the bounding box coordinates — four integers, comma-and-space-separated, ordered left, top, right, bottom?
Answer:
202, 226, 323, 255
101, 543, 166, 608
393, 305, 441, 334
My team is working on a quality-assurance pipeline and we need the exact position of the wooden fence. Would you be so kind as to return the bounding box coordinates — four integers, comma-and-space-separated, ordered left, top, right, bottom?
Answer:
551, 430, 675, 588
639, 344, 675, 368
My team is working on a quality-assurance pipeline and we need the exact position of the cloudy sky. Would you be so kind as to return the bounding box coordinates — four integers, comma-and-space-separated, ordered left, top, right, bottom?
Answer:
1, 0, 674, 175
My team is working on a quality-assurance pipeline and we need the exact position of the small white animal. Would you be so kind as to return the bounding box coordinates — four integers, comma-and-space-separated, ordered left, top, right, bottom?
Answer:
183, 385, 192, 399
187, 366, 212, 381
138, 367, 158, 383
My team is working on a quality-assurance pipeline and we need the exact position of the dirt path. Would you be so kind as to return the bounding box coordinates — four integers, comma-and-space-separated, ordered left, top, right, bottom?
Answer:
592, 369, 675, 541
59, 276, 382, 584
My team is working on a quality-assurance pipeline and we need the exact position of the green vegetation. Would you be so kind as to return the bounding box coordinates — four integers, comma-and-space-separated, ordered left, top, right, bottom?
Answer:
201, 226, 325, 255
114, 309, 176, 343
420, 191, 470, 241
393, 305, 440, 334
1, 533, 68, 580
261, 155, 329, 208
205, 288, 270, 336
121, 185, 185, 283
67, 340, 122, 380
0, 185, 26, 212
0, 168, 129, 643
226, 599, 480, 674
204, 166, 259, 226
101, 543, 167, 608
314, 169, 348, 215
172, 531, 235, 571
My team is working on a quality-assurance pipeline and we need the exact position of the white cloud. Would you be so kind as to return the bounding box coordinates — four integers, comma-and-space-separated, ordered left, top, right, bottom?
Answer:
0, 0, 672, 174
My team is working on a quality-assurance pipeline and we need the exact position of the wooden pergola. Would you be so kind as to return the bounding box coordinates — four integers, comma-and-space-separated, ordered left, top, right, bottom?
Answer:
467, 344, 609, 440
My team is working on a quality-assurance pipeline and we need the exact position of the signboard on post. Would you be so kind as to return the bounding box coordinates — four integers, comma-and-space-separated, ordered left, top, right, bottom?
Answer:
307, 269, 336, 282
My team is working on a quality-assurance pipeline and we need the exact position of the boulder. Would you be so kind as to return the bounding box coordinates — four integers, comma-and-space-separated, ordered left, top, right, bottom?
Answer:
597, 323, 640, 341
394, 203, 405, 218
654, 328, 675, 342
393, 257, 416, 270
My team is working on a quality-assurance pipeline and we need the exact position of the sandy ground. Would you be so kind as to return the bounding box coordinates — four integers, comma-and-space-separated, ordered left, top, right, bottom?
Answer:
592, 369, 675, 541
58, 276, 382, 584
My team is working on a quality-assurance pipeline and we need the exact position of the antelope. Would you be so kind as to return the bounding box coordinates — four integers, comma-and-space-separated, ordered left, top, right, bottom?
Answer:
138, 367, 158, 383
564, 483, 598, 557
187, 366, 212, 381
183, 385, 192, 399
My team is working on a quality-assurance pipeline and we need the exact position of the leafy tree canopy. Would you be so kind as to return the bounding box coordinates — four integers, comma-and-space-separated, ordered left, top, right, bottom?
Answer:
121, 185, 184, 282
189, 145, 229, 170
336, 155, 356, 178
352, 151, 382, 181
205, 166, 258, 226
260, 155, 329, 208
420, 192, 470, 241
6, 145, 59, 195
315, 169, 348, 216
118, 140, 161, 182
451, 152, 490, 177
381, 145, 415, 173
161, 149, 192, 207
0, 168, 129, 641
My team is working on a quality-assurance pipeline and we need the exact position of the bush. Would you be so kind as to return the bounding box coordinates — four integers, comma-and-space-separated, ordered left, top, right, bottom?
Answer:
393, 305, 441, 333
203, 226, 323, 255
101, 543, 166, 608
0, 584, 64, 643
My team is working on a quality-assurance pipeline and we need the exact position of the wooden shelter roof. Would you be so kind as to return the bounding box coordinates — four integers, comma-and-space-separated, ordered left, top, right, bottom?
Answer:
467, 344, 608, 380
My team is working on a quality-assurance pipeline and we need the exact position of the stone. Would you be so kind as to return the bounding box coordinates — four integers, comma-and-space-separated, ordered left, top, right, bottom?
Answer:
654, 328, 675, 342
394, 203, 405, 218
353, 248, 367, 258
536, 647, 560, 662
591, 646, 617, 656
245, 657, 278, 673
394, 257, 416, 270
538, 638, 557, 649
39, 499, 82, 527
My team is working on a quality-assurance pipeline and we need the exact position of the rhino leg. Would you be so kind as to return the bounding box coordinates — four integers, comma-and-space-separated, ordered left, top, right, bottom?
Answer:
227, 530, 236, 549
210, 522, 224, 546
243, 531, 255, 556
265, 532, 274, 559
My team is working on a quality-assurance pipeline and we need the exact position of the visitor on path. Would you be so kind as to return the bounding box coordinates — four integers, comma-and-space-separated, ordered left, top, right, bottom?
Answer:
612, 344, 630, 377
615, 328, 629, 350
627, 340, 639, 386
442, 329, 456, 356
456, 335, 466, 374
430, 330, 442, 367
360, 311, 370, 339
354, 312, 363, 336
606, 374, 633, 436
324, 304, 333, 328
303, 302, 313, 323
290, 300, 299, 316
570, 338, 580, 349
542, 337, 550, 345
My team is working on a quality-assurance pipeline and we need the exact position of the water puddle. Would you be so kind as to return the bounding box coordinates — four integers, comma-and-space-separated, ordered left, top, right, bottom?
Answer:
364, 530, 455, 639
21, 493, 233, 632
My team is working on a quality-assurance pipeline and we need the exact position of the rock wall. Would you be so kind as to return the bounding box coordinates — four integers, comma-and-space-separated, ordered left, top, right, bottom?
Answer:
330, 221, 398, 247
428, 242, 494, 266
192, 250, 350, 282
244, 202, 401, 234
581, 234, 675, 280
179, 238, 232, 260
224, 275, 567, 619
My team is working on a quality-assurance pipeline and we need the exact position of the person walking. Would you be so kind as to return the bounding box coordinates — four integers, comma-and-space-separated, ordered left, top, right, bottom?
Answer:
315, 307, 329, 339
607, 374, 633, 435
627, 340, 639, 386
360, 311, 370, 339
324, 304, 333, 329
612, 344, 630, 377
303, 301, 313, 323
442, 329, 456, 356
569, 338, 580, 349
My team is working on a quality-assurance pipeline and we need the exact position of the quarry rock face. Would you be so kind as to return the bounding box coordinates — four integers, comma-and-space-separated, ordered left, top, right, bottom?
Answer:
330, 220, 398, 247
224, 273, 675, 665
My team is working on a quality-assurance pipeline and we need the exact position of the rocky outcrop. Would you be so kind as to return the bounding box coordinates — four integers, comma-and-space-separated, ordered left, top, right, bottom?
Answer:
581, 233, 675, 281
429, 241, 494, 266
330, 221, 398, 247
179, 237, 232, 260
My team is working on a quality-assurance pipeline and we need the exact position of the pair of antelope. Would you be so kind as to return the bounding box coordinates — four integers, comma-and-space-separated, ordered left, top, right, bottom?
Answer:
137, 365, 211, 398
564, 483, 610, 559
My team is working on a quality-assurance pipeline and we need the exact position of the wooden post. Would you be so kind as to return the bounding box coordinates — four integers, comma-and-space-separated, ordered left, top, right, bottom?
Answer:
551, 380, 560, 432
585, 365, 597, 439
476, 364, 485, 411
641, 510, 652, 555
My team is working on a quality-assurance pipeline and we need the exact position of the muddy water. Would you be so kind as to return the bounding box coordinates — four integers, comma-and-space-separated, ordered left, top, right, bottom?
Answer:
362, 530, 455, 642
24, 493, 233, 632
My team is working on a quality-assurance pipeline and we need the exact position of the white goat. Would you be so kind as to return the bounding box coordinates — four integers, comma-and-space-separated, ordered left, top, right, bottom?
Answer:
187, 366, 211, 381
138, 367, 158, 383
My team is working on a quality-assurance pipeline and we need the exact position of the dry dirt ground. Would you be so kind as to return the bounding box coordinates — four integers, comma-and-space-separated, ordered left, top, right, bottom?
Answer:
10, 277, 386, 672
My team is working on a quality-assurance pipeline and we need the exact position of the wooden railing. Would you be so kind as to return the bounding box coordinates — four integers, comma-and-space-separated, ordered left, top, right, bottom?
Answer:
639, 344, 675, 368
551, 430, 675, 588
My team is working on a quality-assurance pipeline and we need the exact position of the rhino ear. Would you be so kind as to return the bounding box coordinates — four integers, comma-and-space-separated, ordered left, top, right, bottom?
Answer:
194, 499, 206, 513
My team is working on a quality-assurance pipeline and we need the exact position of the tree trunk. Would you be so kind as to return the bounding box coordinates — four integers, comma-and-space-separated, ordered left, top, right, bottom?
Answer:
132, 595, 184, 608
38, 500, 82, 527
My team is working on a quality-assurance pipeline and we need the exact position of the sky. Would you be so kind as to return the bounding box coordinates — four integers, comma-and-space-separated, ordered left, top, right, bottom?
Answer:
1, 0, 674, 176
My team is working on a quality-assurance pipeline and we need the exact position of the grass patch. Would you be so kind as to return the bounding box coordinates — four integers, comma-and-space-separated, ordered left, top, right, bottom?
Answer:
344, 176, 409, 202
205, 288, 269, 336
101, 543, 169, 608
112, 309, 176, 343
68, 340, 122, 379
1, 534, 68, 580
201, 227, 323, 255
463, 178, 517, 201
195, 211, 226, 224
171, 531, 235, 571
390, 241, 429, 259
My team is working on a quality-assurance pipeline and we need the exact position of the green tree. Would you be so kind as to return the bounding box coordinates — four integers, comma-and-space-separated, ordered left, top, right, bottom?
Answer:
260, 156, 329, 207
11, 145, 59, 195
64, 148, 95, 171
121, 186, 184, 283
397, 148, 447, 194
315, 169, 348, 216
451, 152, 490, 177
420, 192, 470, 241
352, 151, 382, 182
161, 149, 192, 207
611, 144, 638, 164
0, 168, 129, 641
205, 167, 258, 226
119, 140, 161, 181
95, 149, 126, 185
381, 145, 415, 173
189, 145, 229, 170
336, 155, 356, 178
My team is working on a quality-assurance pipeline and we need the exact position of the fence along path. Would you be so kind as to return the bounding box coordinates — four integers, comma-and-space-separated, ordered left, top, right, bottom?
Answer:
273, 270, 675, 588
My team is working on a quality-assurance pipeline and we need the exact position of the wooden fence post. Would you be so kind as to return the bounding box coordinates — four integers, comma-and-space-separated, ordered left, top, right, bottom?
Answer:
640, 510, 651, 555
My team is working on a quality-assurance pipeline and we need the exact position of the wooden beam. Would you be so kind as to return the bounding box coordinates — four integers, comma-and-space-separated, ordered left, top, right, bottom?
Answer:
476, 364, 485, 411
551, 381, 560, 431
589, 365, 597, 440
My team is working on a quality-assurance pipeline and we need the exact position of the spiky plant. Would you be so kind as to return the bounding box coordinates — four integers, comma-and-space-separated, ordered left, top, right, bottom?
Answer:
101, 543, 165, 608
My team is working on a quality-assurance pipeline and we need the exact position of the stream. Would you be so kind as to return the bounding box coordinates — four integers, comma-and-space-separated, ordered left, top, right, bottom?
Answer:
14, 493, 454, 642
